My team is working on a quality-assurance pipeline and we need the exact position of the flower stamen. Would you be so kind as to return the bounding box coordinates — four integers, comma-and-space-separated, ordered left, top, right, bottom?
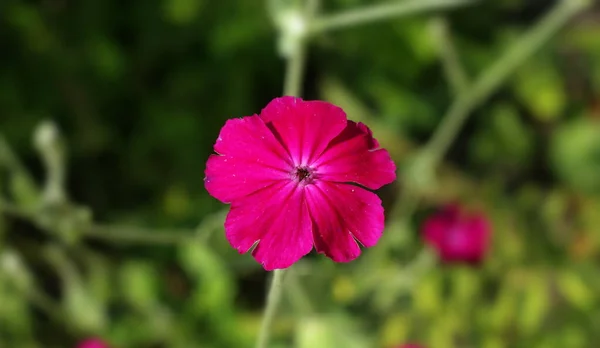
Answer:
293, 166, 315, 184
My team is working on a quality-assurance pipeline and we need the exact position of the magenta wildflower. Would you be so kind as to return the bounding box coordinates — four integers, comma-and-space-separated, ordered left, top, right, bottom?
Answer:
205, 96, 396, 270
76, 338, 109, 348
422, 204, 491, 264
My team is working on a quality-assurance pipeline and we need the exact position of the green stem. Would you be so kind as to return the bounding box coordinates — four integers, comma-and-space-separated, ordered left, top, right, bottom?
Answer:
28, 284, 78, 333
283, 42, 307, 97
84, 224, 193, 245
255, 269, 287, 348
310, 0, 475, 34
0, 201, 34, 219
372, 249, 436, 311
286, 267, 315, 316
0, 200, 200, 245
373, 0, 587, 284
0, 134, 40, 207
282, 0, 320, 97
0, 135, 37, 187
430, 16, 469, 96
255, 0, 319, 346
424, 0, 588, 166
197, 209, 228, 243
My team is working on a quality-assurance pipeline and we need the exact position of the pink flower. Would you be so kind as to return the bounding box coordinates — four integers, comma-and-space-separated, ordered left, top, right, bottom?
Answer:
422, 204, 491, 264
77, 338, 109, 348
205, 96, 396, 270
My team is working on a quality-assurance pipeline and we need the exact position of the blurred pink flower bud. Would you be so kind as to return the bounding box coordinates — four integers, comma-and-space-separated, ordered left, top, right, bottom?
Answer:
422, 204, 491, 264
77, 338, 110, 348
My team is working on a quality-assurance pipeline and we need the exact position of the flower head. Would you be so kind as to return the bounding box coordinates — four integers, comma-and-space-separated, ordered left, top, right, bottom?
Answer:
76, 338, 109, 348
422, 204, 491, 264
205, 96, 396, 270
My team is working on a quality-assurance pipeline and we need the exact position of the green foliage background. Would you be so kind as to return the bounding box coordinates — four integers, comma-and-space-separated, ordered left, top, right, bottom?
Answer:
1, 0, 600, 347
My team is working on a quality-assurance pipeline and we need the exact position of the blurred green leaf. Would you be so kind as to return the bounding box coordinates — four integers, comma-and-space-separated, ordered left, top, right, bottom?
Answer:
556, 271, 594, 311
518, 274, 550, 334
513, 57, 566, 122
86, 255, 112, 309
413, 272, 442, 316
64, 280, 106, 332
482, 336, 504, 348
5, 4, 54, 53
86, 37, 125, 81
45, 246, 106, 333
450, 267, 480, 309
369, 81, 437, 133
319, 77, 412, 159
295, 314, 371, 348
119, 260, 159, 310
550, 117, 600, 193
392, 19, 437, 65
163, 0, 204, 24
9, 173, 39, 210
178, 240, 234, 315
0, 259, 33, 341
429, 312, 457, 348
470, 103, 534, 171
379, 314, 410, 348
162, 184, 192, 219
488, 281, 516, 332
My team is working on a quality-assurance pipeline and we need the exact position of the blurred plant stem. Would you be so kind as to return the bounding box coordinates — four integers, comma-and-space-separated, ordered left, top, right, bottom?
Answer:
392, 0, 587, 232
365, 0, 588, 302
0, 199, 201, 245
197, 209, 228, 243
284, 44, 306, 97
0, 134, 40, 208
34, 121, 68, 206
85, 208, 227, 244
0, 200, 33, 220
256, 1, 319, 347
86, 209, 227, 244
310, 0, 475, 34
27, 286, 76, 331
1, 123, 208, 246
85, 224, 193, 244
1, 249, 78, 334
430, 17, 469, 96
286, 266, 315, 316
281, 0, 320, 96
256, 269, 288, 348
378, 15, 470, 244
423, 0, 589, 167
371, 249, 437, 312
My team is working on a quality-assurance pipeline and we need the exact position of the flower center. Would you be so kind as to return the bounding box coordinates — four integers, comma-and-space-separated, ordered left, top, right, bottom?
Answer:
292, 166, 315, 185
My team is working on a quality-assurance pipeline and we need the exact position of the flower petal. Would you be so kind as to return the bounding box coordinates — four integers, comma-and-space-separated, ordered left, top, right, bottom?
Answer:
422, 206, 491, 264
224, 181, 313, 270
422, 214, 447, 253
260, 96, 348, 165
313, 121, 396, 190
463, 213, 491, 262
205, 115, 292, 203
305, 181, 385, 262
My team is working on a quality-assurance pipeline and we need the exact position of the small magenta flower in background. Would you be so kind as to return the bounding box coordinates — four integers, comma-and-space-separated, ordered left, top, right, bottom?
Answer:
422, 204, 491, 264
76, 338, 109, 348
205, 96, 396, 270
